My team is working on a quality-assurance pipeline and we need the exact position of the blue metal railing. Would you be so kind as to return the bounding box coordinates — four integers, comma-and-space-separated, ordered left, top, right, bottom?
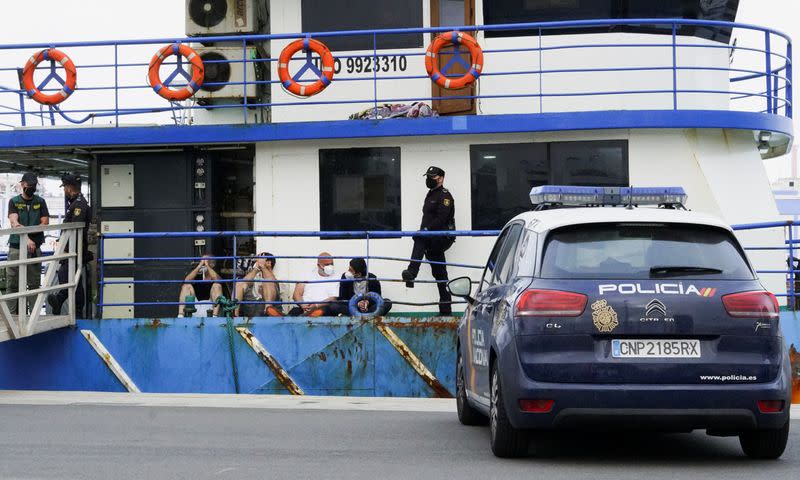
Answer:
97, 220, 800, 317
97, 229, 500, 316
0, 18, 791, 129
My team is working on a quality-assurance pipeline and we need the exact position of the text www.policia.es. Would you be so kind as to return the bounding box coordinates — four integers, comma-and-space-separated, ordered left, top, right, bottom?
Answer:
699, 375, 757, 382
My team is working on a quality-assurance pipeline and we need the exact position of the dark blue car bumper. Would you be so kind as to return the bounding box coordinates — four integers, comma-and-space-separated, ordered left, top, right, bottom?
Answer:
499, 346, 792, 432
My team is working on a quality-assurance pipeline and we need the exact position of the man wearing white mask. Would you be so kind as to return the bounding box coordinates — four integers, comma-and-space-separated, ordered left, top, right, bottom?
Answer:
289, 251, 338, 316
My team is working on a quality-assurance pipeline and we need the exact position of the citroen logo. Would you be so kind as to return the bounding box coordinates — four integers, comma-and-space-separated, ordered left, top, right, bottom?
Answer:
645, 299, 667, 317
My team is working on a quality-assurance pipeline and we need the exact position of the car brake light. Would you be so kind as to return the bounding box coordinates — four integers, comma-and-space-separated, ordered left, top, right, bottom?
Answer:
515, 289, 587, 317
721, 291, 779, 318
757, 400, 784, 413
519, 399, 555, 413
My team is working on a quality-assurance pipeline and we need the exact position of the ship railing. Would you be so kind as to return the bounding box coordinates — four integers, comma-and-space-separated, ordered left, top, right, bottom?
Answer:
0, 222, 85, 341
0, 17, 791, 129
97, 229, 500, 318
734, 220, 800, 310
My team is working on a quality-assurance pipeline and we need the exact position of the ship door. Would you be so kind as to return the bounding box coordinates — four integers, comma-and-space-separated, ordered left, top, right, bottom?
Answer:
430, 0, 476, 116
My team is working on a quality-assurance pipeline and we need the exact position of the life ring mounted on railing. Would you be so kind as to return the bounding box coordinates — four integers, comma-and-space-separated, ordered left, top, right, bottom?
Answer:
278, 38, 335, 97
22, 48, 78, 105
148, 43, 205, 102
425, 31, 483, 89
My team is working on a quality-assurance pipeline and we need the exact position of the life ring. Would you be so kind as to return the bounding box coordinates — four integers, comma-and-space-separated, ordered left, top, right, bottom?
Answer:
425, 31, 483, 89
278, 38, 335, 97
348, 291, 385, 318
22, 48, 78, 105
148, 43, 205, 101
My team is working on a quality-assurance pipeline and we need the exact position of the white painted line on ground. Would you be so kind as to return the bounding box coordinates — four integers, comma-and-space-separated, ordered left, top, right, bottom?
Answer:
0, 391, 797, 419
0, 391, 456, 412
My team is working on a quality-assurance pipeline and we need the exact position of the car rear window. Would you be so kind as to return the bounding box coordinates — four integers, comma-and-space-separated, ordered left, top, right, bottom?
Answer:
540, 223, 754, 280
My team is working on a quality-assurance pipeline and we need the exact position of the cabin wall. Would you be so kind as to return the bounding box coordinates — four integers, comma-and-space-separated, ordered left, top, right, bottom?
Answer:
253, 128, 783, 312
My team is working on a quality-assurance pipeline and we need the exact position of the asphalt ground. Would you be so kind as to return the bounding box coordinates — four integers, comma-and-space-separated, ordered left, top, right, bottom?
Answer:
0, 392, 798, 480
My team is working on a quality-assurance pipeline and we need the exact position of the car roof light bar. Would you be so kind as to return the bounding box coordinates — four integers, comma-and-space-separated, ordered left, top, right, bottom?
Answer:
529, 186, 687, 209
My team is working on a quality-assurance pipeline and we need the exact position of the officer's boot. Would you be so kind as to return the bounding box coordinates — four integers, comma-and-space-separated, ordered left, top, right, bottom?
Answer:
401, 269, 416, 288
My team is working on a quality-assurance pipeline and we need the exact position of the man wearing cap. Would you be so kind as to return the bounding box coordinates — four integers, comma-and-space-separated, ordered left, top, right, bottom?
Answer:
401, 166, 455, 315
6, 172, 50, 314
48, 173, 91, 317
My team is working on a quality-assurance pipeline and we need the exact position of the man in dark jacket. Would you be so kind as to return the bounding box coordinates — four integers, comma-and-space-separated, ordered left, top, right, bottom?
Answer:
48, 173, 91, 317
401, 166, 455, 315
331, 258, 392, 316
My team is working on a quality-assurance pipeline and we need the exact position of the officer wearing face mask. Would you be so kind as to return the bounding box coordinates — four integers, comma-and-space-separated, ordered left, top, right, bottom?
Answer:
48, 174, 91, 317
401, 166, 455, 315
6, 172, 50, 314
289, 251, 339, 316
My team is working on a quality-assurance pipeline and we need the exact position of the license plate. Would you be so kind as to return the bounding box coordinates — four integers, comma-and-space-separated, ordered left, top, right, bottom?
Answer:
611, 339, 700, 358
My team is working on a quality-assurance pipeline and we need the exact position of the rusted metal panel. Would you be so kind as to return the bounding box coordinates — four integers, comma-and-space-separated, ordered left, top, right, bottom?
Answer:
376, 323, 453, 398
237, 327, 304, 395
80, 329, 140, 393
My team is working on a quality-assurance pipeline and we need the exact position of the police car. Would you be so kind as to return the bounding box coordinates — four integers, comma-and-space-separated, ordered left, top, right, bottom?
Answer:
447, 186, 791, 459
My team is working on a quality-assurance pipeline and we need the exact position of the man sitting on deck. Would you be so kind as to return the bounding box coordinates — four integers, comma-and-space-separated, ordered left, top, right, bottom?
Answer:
177, 254, 222, 317
329, 257, 392, 316
235, 252, 283, 317
288, 252, 339, 316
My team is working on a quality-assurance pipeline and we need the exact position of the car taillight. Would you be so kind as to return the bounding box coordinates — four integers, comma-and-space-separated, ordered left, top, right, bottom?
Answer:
515, 289, 587, 317
757, 400, 785, 413
721, 291, 779, 318
519, 399, 555, 413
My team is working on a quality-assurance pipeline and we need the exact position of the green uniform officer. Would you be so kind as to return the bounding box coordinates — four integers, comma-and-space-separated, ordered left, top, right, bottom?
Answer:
6, 172, 50, 314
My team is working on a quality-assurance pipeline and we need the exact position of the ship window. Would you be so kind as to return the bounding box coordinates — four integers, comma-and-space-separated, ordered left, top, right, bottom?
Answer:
482, 0, 737, 42
319, 147, 402, 231
470, 140, 628, 230
301, 0, 424, 52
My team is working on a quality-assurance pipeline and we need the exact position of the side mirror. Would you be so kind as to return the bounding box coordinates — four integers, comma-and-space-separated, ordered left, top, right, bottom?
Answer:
447, 276, 474, 304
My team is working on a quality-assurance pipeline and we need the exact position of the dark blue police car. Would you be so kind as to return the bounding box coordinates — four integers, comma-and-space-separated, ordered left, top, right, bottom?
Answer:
448, 186, 791, 458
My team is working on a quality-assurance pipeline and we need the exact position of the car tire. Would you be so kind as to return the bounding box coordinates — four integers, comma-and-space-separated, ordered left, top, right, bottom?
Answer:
739, 420, 790, 459
490, 363, 528, 458
456, 350, 487, 426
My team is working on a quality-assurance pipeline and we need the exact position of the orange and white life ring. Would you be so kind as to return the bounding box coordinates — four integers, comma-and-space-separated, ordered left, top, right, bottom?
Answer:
425, 31, 483, 89
148, 43, 205, 101
278, 38, 335, 97
22, 48, 77, 105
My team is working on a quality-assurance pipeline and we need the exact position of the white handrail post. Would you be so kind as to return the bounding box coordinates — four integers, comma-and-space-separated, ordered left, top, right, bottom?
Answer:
68, 229, 76, 324
77, 226, 83, 321
18, 232, 28, 317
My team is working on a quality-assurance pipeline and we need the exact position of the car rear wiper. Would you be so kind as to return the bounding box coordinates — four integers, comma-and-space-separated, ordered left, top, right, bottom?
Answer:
649, 266, 723, 277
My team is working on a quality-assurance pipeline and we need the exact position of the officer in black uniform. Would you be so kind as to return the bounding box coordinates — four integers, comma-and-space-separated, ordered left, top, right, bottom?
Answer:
48, 174, 91, 317
401, 166, 455, 315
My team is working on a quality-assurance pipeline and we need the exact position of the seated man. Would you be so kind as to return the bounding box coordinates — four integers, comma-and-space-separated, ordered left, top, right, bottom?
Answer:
330, 258, 392, 316
235, 252, 282, 317
178, 254, 222, 317
288, 252, 338, 316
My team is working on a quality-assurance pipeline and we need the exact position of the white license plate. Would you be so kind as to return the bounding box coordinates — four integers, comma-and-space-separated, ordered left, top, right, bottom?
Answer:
611, 339, 700, 358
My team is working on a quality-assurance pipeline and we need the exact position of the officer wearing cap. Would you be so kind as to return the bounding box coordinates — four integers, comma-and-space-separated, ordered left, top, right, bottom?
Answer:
48, 173, 91, 317
401, 166, 455, 315
6, 172, 50, 314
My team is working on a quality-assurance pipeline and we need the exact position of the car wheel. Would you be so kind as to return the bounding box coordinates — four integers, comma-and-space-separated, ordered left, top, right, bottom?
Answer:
489, 363, 528, 458
456, 349, 487, 426
739, 420, 790, 459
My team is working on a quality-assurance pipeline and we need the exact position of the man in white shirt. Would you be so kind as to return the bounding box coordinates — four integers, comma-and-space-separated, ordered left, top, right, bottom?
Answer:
289, 252, 339, 316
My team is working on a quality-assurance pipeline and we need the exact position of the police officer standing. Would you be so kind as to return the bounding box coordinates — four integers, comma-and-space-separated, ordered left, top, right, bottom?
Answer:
6, 172, 49, 314
48, 174, 91, 317
401, 166, 455, 315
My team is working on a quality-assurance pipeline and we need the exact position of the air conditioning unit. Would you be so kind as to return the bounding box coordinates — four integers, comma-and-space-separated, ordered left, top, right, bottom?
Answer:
186, 0, 261, 36
195, 45, 260, 104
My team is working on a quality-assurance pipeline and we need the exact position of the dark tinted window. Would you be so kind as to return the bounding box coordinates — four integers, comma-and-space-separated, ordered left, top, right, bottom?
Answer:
495, 224, 525, 284
540, 223, 753, 280
470, 141, 628, 230
319, 147, 401, 231
481, 227, 512, 291
301, 0, 423, 51
482, 0, 737, 42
